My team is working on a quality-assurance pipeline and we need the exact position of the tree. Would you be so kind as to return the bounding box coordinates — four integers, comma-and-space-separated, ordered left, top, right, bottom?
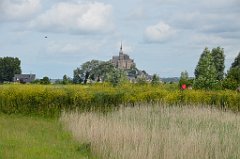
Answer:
31, 79, 41, 84
229, 52, 240, 84
40, 76, 50, 84
194, 48, 218, 90
222, 74, 239, 90
179, 71, 189, 88
151, 74, 160, 85
62, 75, 72, 85
73, 68, 83, 84
82, 60, 101, 82
0, 57, 21, 82
73, 60, 100, 84
227, 68, 240, 82
73, 60, 115, 84
231, 52, 240, 68
106, 69, 128, 86
211, 47, 225, 81
195, 48, 212, 78
224, 52, 240, 89
136, 76, 148, 85
95, 61, 115, 81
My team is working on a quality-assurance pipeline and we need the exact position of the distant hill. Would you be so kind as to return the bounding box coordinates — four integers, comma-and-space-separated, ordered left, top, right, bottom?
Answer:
160, 77, 194, 83
160, 77, 180, 83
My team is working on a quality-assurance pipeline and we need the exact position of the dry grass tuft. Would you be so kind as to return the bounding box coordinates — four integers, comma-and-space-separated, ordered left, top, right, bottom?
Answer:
61, 105, 240, 159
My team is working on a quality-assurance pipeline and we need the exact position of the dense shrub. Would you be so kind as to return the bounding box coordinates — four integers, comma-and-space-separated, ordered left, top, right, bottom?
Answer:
0, 84, 239, 117
222, 78, 239, 90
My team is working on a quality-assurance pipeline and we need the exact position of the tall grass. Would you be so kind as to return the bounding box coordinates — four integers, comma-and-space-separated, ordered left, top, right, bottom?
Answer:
61, 105, 240, 159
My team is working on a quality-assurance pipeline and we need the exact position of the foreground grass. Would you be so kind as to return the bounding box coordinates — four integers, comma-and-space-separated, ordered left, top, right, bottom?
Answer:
0, 114, 94, 159
61, 105, 240, 159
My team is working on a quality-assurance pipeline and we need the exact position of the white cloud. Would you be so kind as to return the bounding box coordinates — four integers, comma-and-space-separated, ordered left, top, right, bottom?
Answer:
144, 22, 176, 43
30, 1, 114, 34
0, 0, 40, 21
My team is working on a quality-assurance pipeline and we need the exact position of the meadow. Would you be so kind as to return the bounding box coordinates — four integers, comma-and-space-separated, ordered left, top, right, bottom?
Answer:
0, 84, 239, 159
61, 105, 240, 159
0, 113, 95, 159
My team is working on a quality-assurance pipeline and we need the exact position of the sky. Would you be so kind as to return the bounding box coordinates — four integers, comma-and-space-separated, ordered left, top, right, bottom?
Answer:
0, 0, 240, 79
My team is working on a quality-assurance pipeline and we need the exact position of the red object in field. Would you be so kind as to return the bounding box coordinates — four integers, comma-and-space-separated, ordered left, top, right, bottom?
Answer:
181, 84, 187, 90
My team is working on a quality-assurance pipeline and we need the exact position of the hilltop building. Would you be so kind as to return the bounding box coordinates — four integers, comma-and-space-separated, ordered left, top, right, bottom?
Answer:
111, 43, 135, 70
110, 43, 153, 82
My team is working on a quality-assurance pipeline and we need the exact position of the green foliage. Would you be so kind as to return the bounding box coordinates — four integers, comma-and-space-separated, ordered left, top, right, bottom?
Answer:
211, 47, 225, 81
194, 48, 219, 90
73, 60, 115, 84
224, 52, 240, 89
136, 76, 148, 85
40, 76, 51, 85
222, 77, 238, 90
106, 69, 128, 86
194, 76, 221, 90
227, 68, 240, 83
31, 79, 41, 84
223, 68, 240, 90
0, 84, 239, 118
0, 57, 21, 82
179, 71, 190, 88
195, 48, 210, 79
62, 75, 72, 85
151, 74, 160, 85
231, 52, 240, 68
73, 68, 83, 84
96, 61, 115, 81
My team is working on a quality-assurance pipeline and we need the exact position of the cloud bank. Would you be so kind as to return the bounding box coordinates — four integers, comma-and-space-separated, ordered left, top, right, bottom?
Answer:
30, 1, 113, 34
0, 0, 40, 21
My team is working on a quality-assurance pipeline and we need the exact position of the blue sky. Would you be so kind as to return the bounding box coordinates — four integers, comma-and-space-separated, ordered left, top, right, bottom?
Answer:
0, 0, 240, 79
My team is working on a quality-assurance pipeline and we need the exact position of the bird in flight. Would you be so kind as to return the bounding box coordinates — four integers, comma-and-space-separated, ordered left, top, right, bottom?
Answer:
45, 36, 48, 38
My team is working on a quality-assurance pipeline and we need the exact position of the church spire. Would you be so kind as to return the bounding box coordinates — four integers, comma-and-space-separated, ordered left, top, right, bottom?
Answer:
119, 41, 123, 55
120, 41, 123, 51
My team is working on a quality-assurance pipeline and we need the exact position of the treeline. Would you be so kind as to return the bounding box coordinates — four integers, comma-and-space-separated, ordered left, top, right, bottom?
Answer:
0, 57, 21, 83
71, 47, 240, 90
72, 60, 154, 86
1, 47, 239, 90
179, 47, 240, 90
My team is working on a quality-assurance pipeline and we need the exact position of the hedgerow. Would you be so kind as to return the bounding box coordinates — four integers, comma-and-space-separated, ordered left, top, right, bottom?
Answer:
0, 84, 239, 117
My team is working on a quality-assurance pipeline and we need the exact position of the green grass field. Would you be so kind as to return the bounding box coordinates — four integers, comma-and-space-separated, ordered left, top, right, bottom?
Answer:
0, 114, 94, 159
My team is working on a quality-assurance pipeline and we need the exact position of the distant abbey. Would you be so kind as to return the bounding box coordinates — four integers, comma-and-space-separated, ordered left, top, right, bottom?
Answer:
111, 43, 135, 70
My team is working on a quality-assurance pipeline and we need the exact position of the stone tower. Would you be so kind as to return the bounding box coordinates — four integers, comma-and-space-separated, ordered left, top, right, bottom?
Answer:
111, 43, 135, 69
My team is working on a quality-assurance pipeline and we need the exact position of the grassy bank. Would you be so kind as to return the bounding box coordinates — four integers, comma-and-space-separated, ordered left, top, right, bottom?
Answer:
0, 84, 239, 117
61, 105, 240, 159
0, 113, 94, 159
